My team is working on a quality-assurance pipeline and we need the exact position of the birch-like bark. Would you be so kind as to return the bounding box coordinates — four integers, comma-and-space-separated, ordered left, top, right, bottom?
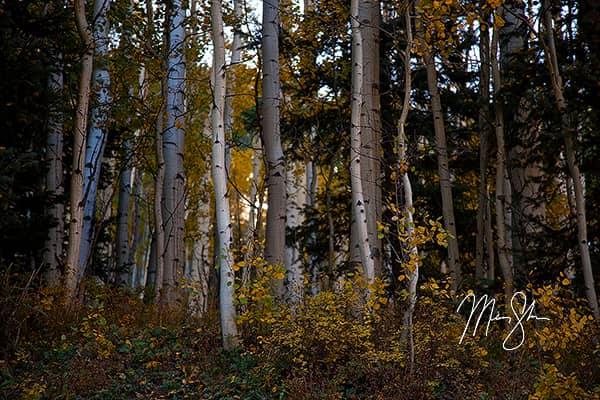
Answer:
351, 0, 375, 286
398, 7, 418, 374
542, 1, 599, 317
285, 161, 307, 305
189, 118, 212, 316
43, 54, 64, 287
262, 0, 287, 299
359, 0, 382, 277
212, 0, 240, 348
491, 10, 514, 305
78, 0, 112, 276
65, 0, 94, 298
415, 1, 461, 291
128, 169, 145, 289
162, 0, 186, 303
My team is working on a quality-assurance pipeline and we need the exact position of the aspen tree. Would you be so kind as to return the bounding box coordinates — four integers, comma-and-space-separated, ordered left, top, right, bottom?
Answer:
212, 0, 240, 348
262, 0, 287, 299
65, 0, 94, 298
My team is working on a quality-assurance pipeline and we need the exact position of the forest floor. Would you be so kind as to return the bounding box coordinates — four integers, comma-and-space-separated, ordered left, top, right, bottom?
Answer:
1, 279, 599, 399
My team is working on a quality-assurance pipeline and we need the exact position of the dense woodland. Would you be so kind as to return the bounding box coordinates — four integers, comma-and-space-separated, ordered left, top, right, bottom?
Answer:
1, 0, 600, 398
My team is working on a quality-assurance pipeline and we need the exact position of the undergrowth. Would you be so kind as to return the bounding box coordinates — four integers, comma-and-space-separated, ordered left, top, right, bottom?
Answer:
1, 273, 599, 399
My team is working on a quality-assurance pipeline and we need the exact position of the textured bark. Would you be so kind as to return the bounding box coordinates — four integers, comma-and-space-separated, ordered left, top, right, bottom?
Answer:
542, 2, 599, 317
285, 161, 307, 305
212, 0, 240, 348
262, 0, 287, 299
415, 2, 461, 291
162, 0, 186, 304
65, 0, 94, 298
189, 118, 212, 316
350, 0, 375, 286
491, 15, 514, 305
43, 54, 64, 287
359, 0, 382, 277
128, 169, 146, 289
79, 0, 112, 276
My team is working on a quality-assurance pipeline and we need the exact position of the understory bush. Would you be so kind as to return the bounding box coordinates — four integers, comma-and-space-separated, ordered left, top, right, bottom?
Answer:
1, 272, 599, 399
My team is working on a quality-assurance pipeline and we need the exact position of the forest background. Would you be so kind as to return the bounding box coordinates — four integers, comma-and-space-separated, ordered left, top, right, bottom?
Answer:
1, 0, 600, 398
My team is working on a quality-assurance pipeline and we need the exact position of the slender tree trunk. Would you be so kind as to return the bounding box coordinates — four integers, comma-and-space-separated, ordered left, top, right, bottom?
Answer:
224, 0, 243, 136
491, 10, 514, 305
162, 0, 187, 304
476, 17, 491, 283
189, 118, 212, 316
43, 53, 64, 287
350, 0, 375, 286
244, 134, 262, 246
542, 1, 599, 317
485, 185, 495, 281
415, 1, 461, 291
78, 0, 112, 277
128, 168, 144, 288
65, 0, 94, 298
212, 0, 240, 349
398, 7, 418, 374
153, 84, 166, 299
116, 144, 133, 287
262, 0, 287, 299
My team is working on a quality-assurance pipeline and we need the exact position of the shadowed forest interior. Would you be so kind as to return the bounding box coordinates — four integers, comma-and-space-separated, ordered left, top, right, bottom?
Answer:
1, 0, 600, 398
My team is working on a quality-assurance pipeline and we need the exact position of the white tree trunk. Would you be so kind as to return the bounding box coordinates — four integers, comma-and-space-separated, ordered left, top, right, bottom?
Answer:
491, 11, 514, 305
212, 0, 240, 349
162, 0, 186, 303
189, 118, 212, 317
285, 161, 307, 304
398, 7, 418, 373
65, 0, 94, 298
43, 54, 64, 287
350, 0, 375, 286
541, 2, 599, 317
78, 0, 112, 276
415, 1, 461, 292
262, 0, 287, 299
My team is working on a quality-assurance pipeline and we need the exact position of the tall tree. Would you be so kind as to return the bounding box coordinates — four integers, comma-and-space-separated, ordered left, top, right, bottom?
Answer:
350, 0, 375, 286
262, 0, 287, 298
541, 0, 599, 318
491, 7, 514, 304
414, 0, 461, 291
398, 6, 418, 373
359, 0, 382, 277
211, 0, 240, 348
162, 0, 187, 303
43, 53, 64, 287
116, 140, 133, 287
78, 0, 112, 278
475, 10, 492, 283
65, 0, 95, 298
